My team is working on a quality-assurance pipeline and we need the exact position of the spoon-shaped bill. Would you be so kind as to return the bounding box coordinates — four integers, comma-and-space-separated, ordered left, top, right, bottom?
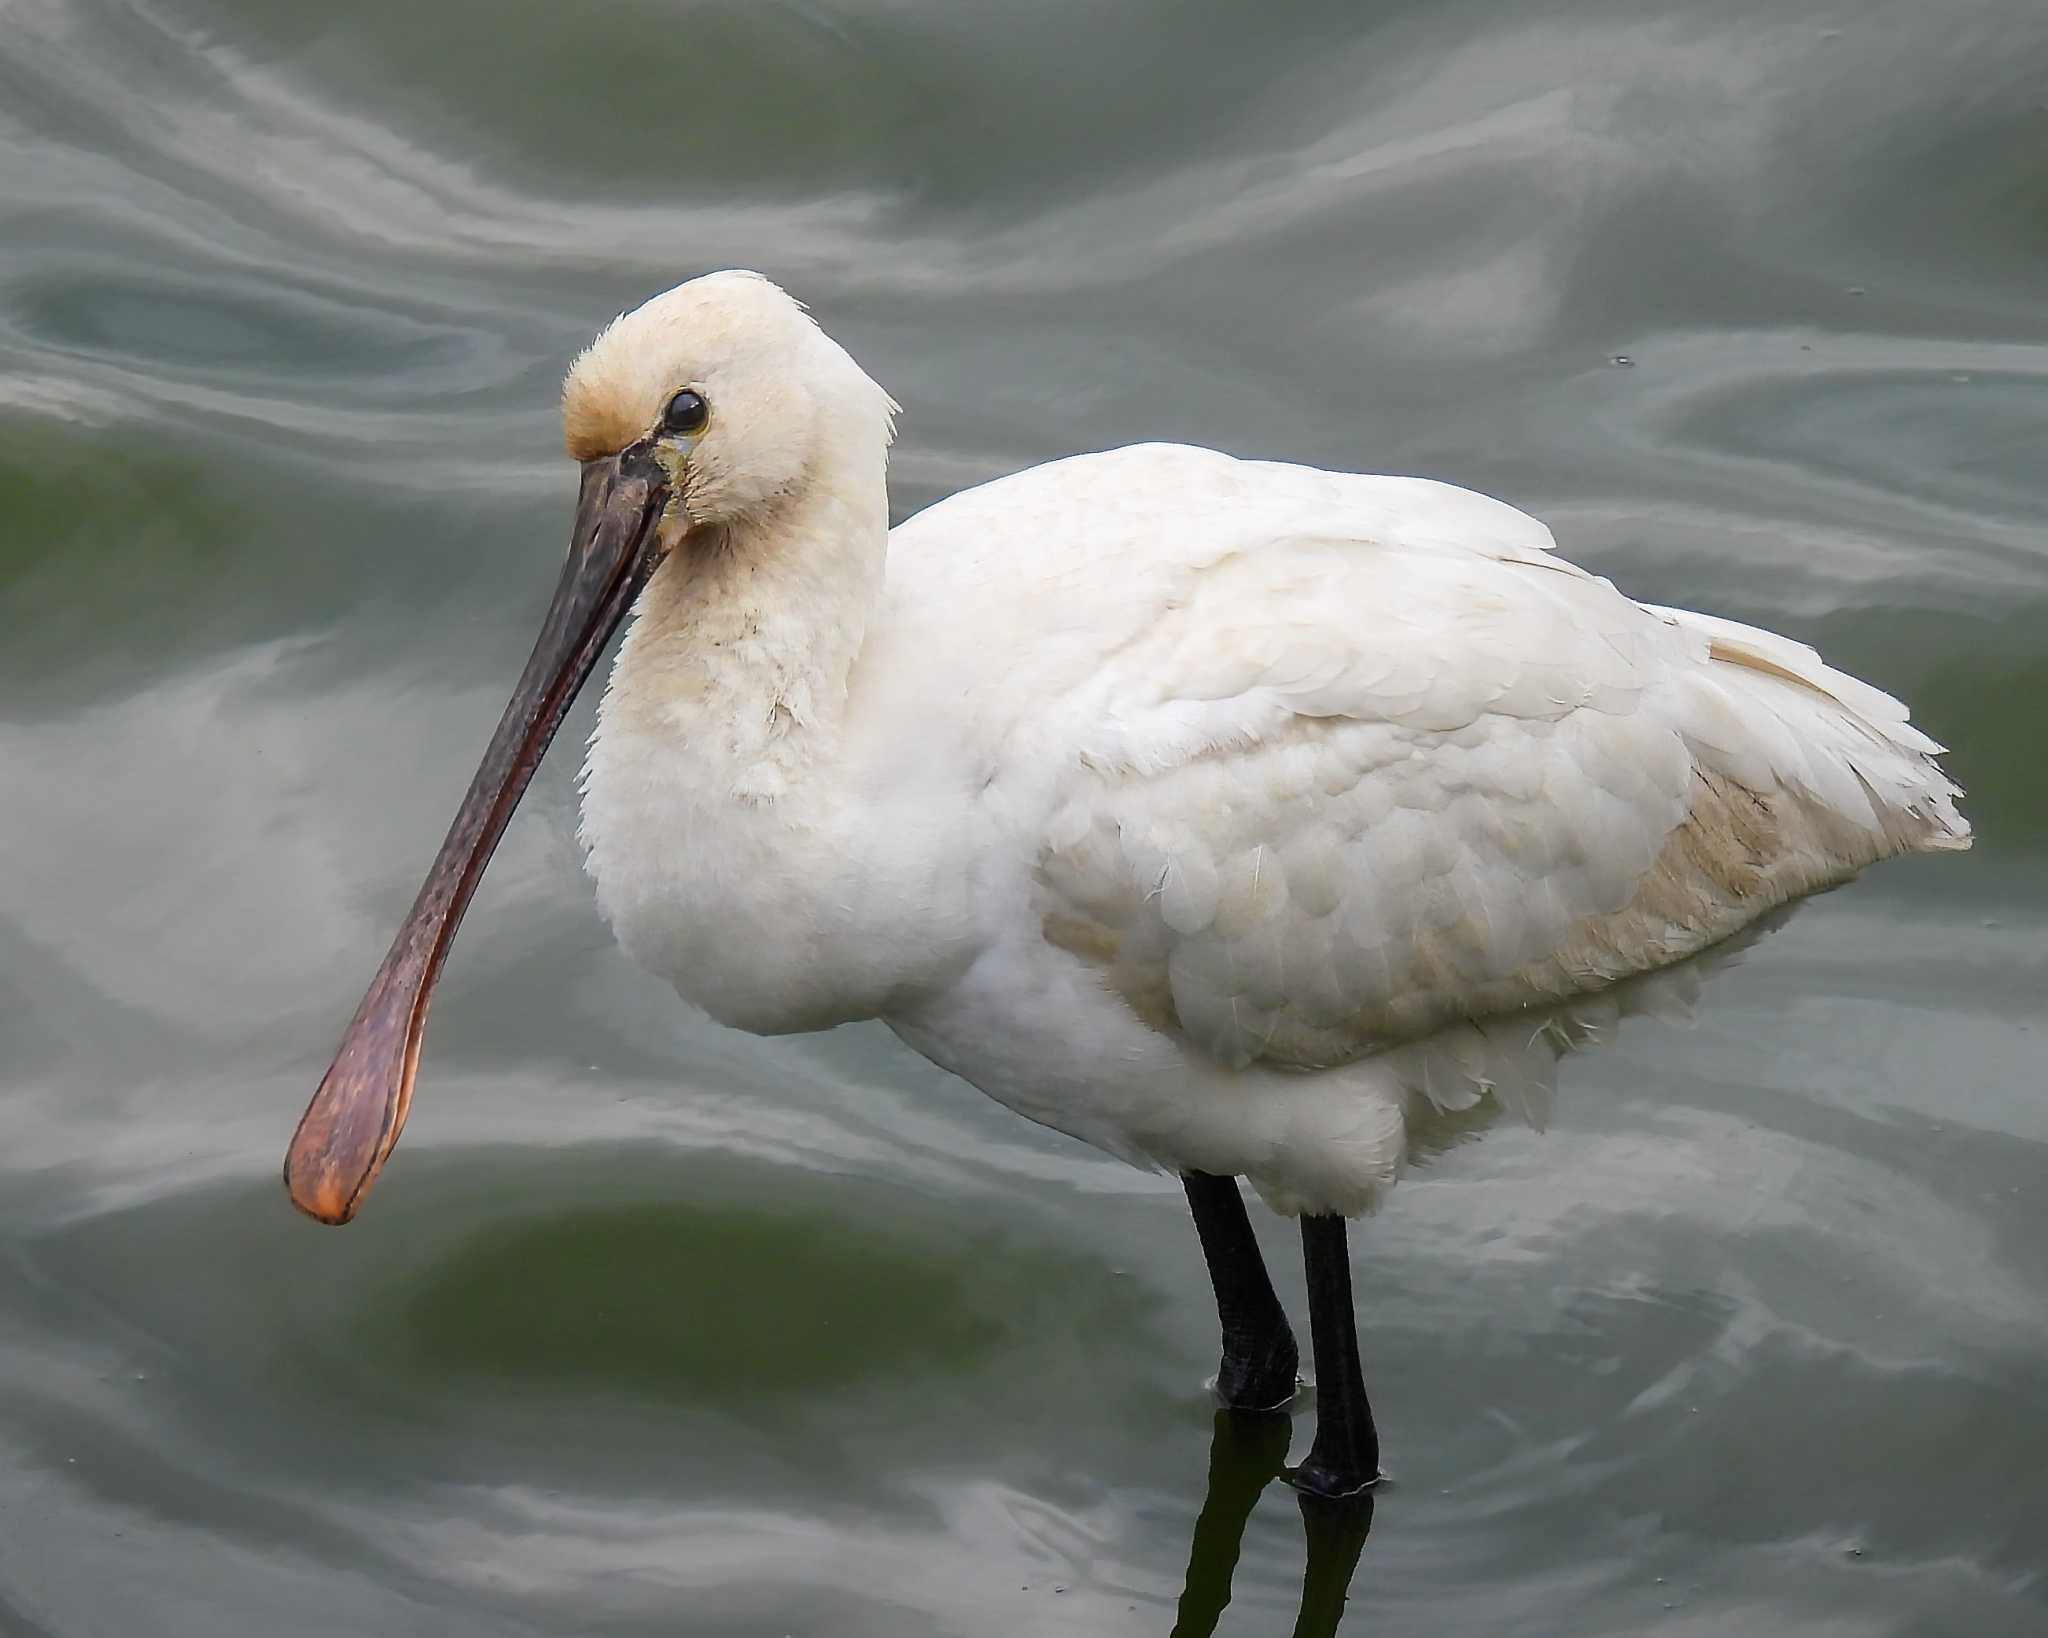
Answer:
283, 448, 671, 1224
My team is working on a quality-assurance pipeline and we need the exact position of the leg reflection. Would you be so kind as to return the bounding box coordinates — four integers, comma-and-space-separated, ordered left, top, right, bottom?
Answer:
1290, 1490, 1374, 1638
1171, 1410, 1291, 1637
1169, 1410, 1375, 1638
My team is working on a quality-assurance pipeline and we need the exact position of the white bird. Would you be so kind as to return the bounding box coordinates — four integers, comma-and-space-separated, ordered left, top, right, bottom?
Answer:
286, 270, 1970, 1498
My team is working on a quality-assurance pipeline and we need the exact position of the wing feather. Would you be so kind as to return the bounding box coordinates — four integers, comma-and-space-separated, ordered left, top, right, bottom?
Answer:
933, 448, 1976, 1078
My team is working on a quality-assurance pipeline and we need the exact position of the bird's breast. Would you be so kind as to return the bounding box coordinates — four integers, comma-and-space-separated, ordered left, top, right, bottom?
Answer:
579, 715, 981, 1036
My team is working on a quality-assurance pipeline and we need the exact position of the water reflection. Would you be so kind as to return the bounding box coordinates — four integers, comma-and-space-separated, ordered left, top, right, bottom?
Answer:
5, 0, 2046, 1629
1173, 1410, 1374, 1638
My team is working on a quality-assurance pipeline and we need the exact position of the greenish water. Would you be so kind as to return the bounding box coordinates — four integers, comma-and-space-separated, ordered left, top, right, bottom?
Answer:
3, 2, 2045, 1633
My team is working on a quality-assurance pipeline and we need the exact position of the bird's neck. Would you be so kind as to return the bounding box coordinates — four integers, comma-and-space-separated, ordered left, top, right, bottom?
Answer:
581, 455, 944, 1034
600, 464, 888, 803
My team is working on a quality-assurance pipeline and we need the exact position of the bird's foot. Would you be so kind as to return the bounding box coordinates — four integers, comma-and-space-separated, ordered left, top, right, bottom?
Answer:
1287, 1456, 1385, 1501
1212, 1334, 1301, 1412
1287, 1414, 1383, 1500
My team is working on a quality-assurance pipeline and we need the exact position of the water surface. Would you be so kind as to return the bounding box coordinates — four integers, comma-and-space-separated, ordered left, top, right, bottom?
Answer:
3, 2, 2045, 1633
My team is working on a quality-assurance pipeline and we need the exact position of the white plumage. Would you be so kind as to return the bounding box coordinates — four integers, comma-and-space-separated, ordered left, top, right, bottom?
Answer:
573, 273, 1968, 1218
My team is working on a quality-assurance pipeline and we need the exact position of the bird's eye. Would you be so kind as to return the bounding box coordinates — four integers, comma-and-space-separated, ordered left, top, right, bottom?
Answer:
661, 389, 710, 437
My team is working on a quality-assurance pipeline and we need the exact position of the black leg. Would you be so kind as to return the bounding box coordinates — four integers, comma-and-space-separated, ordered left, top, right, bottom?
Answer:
1291, 1214, 1381, 1499
1182, 1172, 1300, 1410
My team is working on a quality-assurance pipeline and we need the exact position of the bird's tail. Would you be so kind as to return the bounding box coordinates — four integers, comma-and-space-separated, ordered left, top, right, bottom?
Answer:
1648, 605, 1971, 857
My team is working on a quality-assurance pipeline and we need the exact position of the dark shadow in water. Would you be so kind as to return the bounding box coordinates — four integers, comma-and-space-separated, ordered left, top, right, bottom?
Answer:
1172, 1410, 1374, 1638
363, 1196, 1033, 1416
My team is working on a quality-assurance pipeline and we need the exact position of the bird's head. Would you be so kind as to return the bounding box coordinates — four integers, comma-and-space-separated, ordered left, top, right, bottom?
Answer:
563, 268, 895, 537
282, 271, 887, 1226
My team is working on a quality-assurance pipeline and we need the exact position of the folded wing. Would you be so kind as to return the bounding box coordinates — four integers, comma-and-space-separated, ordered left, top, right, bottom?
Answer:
1008, 460, 1966, 1077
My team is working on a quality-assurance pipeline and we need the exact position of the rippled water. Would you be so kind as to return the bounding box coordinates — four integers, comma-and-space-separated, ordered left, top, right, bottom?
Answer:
4, 2, 2045, 1633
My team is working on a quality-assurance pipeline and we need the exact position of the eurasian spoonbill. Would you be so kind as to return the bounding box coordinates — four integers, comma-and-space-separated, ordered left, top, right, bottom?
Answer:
286, 270, 1969, 1498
